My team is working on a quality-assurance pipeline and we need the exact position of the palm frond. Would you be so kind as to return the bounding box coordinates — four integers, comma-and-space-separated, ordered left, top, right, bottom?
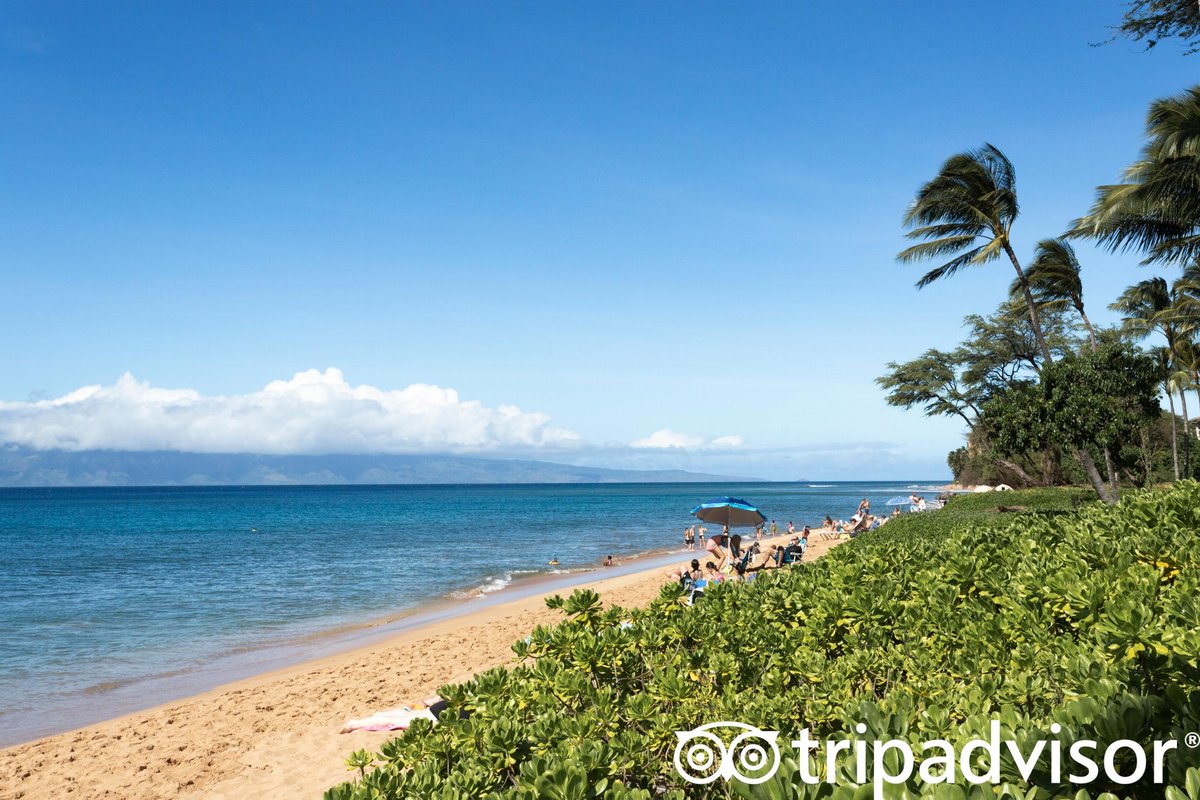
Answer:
914, 244, 990, 289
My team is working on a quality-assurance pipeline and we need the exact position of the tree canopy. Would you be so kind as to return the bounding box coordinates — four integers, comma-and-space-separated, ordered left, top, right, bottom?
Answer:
1113, 0, 1200, 53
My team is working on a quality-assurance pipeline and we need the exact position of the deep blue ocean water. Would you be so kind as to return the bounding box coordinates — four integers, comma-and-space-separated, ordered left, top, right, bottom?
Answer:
0, 480, 942, 745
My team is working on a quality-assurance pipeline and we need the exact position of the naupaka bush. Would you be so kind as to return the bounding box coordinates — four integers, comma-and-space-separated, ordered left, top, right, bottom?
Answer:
326, 484, 1200, 799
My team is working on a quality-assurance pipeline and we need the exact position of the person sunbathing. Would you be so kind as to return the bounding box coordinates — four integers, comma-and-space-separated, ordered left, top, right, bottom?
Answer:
704, 561, 724, 582
745, 544, 779, 573
666, 559, 702, 587
776, 537, 804, 566
342, 695, 448, 733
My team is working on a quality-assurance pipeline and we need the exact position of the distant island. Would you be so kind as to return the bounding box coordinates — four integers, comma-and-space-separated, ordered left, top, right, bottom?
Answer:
0, 448, 762, 487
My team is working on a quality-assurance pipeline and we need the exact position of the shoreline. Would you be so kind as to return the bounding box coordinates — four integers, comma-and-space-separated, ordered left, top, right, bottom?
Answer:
0, 542, 694, 750
0, 531, 843, 800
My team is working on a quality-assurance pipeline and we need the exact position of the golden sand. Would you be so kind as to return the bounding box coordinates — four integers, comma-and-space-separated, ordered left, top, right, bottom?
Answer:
1, 534, 842, 800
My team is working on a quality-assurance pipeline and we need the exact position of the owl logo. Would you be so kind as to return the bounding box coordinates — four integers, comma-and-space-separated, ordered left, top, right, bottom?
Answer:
672, 721, 781, 785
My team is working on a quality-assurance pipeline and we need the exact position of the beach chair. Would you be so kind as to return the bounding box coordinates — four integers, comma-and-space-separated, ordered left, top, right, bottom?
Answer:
779, 546, 804, 567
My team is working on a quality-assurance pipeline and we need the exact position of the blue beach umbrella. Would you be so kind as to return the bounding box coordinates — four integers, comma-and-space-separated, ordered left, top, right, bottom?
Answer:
690, 497, 767, 529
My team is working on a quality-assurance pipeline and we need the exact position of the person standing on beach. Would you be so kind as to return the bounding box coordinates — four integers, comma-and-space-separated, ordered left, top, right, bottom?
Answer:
705, 532, 728, 570
697, 526, 706, 547
770, 520, 778, 536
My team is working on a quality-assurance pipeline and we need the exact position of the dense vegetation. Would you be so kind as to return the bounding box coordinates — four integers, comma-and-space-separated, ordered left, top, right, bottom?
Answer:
327, 485, 1200, 798
880, 84, 1200, 501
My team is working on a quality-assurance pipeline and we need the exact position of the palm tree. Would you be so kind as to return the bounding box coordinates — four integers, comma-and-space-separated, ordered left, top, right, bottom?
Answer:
1112, 277, 1191, 476
1011, 238, 1099, 350
1168, 364, 1195, 477
1173, 339, 1200, 451
1008, 238, 1120, 495
899, 144, 1053, 364
1151, 346, 1181, 480
1072, 85, 1200, 266
1173, 265, 1200, 438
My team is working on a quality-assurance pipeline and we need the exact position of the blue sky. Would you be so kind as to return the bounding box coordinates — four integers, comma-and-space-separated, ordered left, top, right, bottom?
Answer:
0, 2, 1192, 479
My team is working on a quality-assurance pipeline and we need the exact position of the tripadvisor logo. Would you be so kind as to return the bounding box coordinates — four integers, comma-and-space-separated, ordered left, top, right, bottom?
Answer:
672, 720, 1185, 792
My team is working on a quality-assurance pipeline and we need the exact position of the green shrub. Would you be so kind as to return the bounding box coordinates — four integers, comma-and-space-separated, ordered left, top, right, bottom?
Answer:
327, 484, 1200, 799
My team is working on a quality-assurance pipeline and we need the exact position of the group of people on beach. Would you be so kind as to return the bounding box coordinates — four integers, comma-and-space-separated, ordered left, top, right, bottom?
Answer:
666, 494, 940, 598
667, 525, 810, 590
684, 518, 799, 550
821, 497, 908, 537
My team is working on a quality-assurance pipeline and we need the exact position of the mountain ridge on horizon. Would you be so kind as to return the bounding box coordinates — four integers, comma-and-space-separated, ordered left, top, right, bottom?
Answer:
0, 448, 765, 487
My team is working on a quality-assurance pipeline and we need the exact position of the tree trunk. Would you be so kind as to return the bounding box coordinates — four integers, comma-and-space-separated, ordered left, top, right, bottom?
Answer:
1194, 384, 1200, 441
1181, 390, 1191, 478
1002, 242, 1054, 365
1167, 389, 1180, 481
1040, 449, 1055, 485
1103, 447, 1120, 503
1076, 449, 1114, 504
1190, 383, 1200, 441
1139, 426, 1153, 486
1077, 302, 1099, 352
991, 458, 1036, 487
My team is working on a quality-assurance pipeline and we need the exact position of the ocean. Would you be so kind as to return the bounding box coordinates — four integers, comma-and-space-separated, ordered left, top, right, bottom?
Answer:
0, 480, 942, 746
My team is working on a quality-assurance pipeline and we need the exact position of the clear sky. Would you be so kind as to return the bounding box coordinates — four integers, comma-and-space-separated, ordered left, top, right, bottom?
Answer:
0, 2, 1192, 480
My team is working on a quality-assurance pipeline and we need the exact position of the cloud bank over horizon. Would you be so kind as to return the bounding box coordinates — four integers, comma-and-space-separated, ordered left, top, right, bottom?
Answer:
629, 428, 745, 450
0, 370, 948, 479
0, 369, 586, 455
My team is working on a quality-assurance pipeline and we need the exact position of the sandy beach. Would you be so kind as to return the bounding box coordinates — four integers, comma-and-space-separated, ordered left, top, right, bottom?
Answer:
0, 533, 842, 800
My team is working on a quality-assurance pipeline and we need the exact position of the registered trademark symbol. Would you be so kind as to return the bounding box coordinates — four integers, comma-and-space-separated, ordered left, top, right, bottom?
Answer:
1185, 732, 1200, 748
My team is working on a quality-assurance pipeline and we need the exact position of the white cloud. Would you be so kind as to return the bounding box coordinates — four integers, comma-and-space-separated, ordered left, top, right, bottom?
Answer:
0, 369, 585, 454
629, 428, 744, 450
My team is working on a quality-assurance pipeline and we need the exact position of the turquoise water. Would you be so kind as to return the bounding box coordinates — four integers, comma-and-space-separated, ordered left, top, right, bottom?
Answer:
0, 480, 941, 745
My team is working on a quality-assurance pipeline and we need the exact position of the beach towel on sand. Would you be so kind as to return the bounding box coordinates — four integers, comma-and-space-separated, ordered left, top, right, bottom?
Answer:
341, 705, 437, 733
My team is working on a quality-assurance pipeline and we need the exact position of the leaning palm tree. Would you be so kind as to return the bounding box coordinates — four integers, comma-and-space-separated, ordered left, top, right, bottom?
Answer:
899, 143, 1053, 364
1072, 85, 1200, 266
1010, 237, 1122, 495
1011, 238, 1099, 350
1112, 277, 1191, 476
